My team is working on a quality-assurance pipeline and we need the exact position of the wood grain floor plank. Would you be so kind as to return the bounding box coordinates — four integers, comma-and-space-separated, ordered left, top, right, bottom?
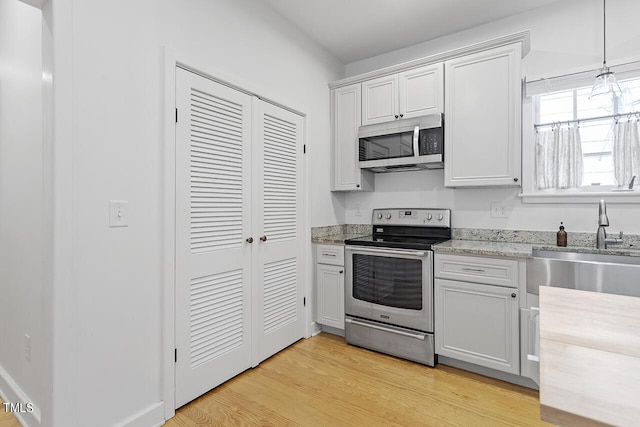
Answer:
166, 333, 549, 427
0, 398, 21, 427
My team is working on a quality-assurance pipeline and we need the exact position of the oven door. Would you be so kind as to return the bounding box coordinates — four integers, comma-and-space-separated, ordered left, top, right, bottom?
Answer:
344, 245, 433, 332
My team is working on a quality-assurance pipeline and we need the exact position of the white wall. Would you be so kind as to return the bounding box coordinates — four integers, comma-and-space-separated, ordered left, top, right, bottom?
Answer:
45, 0, 344, 426
0, 1, 46, 424
157, 0, 346, 227
343, 0, 640, 234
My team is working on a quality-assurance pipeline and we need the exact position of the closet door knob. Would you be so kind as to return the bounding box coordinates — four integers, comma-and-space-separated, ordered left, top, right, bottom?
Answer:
260, 235, 268, 242
246, 237, 254, 243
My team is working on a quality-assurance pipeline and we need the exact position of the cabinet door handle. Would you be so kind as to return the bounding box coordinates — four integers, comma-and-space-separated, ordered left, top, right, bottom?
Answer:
259, 235, 267, 242
339, 270, 344, 274
513, 177, 519, 182
461, 267, 486, 273
322, 252, 337, 257
511, 293, 517, 298
394, 115, 399, 119
246, 237, 254, 243
399, 114, 404, 118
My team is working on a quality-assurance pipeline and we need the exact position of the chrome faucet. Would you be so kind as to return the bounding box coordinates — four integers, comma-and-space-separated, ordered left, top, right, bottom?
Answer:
596, 200, 623, 249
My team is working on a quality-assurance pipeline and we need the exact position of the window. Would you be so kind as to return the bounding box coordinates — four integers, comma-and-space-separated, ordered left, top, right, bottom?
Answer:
534, 76, 640, 188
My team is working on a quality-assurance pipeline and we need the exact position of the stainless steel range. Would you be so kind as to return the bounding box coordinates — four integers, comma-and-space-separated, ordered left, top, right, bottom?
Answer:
344, 208, 451, 366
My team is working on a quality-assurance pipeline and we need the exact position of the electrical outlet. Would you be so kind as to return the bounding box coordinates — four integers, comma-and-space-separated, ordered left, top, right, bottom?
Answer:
490, 202, 510, 218
354, 203, 362, 217
24, 334, 31, 362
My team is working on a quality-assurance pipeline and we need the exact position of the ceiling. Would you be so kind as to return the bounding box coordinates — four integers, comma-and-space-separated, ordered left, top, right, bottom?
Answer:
262, 0, 563, 63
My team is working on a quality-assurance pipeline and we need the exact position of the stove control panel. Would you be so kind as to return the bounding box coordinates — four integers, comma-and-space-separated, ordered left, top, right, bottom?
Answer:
371, 208, 451, 228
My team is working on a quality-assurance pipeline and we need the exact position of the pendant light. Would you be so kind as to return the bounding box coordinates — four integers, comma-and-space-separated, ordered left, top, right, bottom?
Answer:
589, 0, 622, 99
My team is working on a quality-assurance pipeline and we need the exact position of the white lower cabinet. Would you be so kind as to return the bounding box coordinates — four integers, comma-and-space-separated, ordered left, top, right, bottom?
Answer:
316, 263, 345, 329
315, 244, 345, 330
520, 306, 540, 385
434, 254, 520, 375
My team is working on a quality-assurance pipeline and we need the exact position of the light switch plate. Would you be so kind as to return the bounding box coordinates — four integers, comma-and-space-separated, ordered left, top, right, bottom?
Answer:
109, 200, 129, 227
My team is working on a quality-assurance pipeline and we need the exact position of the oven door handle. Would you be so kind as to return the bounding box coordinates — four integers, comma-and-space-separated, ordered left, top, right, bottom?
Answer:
346, 318, 426, 340
345, 245, 427, 258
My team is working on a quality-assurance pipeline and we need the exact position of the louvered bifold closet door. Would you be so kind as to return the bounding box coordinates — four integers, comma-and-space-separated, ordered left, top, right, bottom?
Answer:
175, 68, 253, 408
252, 99, 305, 364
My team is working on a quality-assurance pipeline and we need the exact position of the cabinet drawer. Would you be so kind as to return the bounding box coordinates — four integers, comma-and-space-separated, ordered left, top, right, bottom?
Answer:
316, 244, 344, 266
435, 254, 518, 288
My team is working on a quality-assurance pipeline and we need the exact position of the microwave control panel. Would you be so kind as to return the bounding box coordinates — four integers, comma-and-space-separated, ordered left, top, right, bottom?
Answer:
418, 127, 443, 155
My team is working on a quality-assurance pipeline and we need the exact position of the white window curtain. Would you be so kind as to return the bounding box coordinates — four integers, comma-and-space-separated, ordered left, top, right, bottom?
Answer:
535, 126, 583, 189
613, 119, 640, 186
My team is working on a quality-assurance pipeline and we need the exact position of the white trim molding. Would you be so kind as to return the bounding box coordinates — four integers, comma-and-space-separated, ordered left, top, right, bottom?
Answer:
0, 364, 42, 427
519, 190, 640, 204
329, 30, 530, 89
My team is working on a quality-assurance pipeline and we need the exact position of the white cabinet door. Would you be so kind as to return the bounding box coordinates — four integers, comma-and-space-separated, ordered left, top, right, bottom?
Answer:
362, 64, 444, 126
435, 278, 520, 374
316, 263, 345, 329
362, 75, 398, 125
175, 68, 253, 407
444, 43, 522, 187
331, 84, 373, 191
175, 69, 305, 407
252, 99, 305, 365
398, 63, 444, 119
520, 307, 540, 385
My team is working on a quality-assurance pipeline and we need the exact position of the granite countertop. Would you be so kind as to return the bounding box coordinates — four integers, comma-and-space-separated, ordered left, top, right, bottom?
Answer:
433, 240, 533, 258
311, 225, 640, 257
533, 244, 640, 257
434, 240, 640, 258
311, 224, 371, 245
312, 233, 369, 245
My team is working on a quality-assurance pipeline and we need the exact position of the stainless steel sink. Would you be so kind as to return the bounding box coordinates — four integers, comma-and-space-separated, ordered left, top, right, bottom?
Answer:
527, 249, 640, 297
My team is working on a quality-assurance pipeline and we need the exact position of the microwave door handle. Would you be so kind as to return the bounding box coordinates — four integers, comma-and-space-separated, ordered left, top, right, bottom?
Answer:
413, 125, 420, 156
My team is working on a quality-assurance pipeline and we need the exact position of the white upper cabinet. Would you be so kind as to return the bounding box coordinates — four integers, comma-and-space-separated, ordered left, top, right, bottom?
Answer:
331, 83, 374, 191
362, 63, 444, 126
444, 43, 522, 187
398, 64, 444, 119
362, 74, 398, 125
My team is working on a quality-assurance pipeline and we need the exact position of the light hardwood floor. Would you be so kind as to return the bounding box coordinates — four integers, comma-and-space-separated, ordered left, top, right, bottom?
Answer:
167, 333, 550, 427
0, 333, 549, 426
0, 397, 21, 427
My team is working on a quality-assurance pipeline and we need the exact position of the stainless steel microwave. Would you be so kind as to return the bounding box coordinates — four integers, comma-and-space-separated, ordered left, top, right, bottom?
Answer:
357, 113, 443, 172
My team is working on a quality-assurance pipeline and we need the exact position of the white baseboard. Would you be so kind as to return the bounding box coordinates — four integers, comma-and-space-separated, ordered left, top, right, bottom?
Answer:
115, 401, 165, 427
318, 325, 345, 337
309, 321, 322, 337
0, 363, 41, 427
438, 356, 539, 390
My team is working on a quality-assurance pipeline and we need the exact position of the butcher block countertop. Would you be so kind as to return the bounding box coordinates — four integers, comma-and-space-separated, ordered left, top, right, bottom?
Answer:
539, 287, 640, 427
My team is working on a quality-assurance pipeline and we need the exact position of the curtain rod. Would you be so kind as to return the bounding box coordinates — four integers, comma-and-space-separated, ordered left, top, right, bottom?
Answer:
534, 111, 640, 130
526, 59, 640, 85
